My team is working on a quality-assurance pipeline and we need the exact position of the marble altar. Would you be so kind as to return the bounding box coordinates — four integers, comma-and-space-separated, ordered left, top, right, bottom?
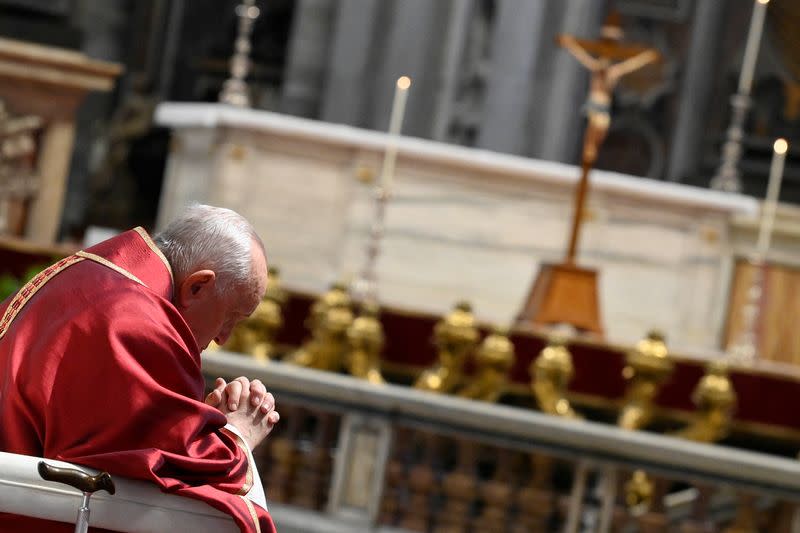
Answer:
155, 103, 758, 351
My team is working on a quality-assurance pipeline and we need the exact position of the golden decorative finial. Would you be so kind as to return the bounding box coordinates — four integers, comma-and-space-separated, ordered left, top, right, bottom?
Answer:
458, 326, 515, 402
414, 301, 479, 393
309, 281, 351, 330
618, 330, 674, 430
265, 265, 289, 306
619, 330, 674, 511
673, 360, 737, 443
286, 281, 354, 370
624, 470, 654, 509
531, 335, 580, 418
345, 301, 386, 384
224, 265, 288, 362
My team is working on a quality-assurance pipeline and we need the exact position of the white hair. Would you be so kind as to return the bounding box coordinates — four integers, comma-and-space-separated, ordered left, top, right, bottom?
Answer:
154, 204, 264, 294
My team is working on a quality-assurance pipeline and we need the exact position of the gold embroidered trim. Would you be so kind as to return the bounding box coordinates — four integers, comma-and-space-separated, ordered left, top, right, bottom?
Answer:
240, 495, 262, 533
220, 427, 254, 495
75, 251, 147, 287
0, 255, 85, 340
133, 226, 174, 287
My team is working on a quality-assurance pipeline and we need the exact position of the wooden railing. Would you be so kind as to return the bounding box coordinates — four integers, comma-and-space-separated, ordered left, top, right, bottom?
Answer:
203, 350, 800, 533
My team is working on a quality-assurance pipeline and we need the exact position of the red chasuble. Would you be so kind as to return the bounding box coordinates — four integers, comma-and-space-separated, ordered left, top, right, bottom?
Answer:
0, 228, 276, 533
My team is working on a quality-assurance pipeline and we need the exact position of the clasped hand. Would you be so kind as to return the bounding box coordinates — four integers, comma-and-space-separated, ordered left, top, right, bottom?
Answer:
204, 376, 280, 450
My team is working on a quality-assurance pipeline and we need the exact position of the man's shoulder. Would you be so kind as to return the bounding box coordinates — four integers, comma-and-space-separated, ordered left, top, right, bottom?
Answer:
42, 261, 200, 359
64, 257, 171, 304
31, 258, 184, 337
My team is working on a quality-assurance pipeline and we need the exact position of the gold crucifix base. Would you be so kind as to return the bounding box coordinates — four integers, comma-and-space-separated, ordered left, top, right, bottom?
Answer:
515, 262, 604, 337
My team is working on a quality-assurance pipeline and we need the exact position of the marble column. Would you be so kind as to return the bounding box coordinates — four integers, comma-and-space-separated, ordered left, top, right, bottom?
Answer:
431, 0, 474, 142
369, 0, 449, 138
320, 0, 381, 126
158, 0, 185, 102
476, 0, 549, 155
29, 121, 77, 243
280, 0, 336, 119
666, 0, 729, 182
537, 0, 607, 164
61, 0, 128, 238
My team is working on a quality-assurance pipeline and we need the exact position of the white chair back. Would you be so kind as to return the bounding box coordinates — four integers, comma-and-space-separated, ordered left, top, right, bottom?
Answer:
0, 452, 237, 532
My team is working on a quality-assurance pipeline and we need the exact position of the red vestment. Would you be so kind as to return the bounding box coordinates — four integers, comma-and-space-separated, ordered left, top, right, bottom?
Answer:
0, 228, 276, 533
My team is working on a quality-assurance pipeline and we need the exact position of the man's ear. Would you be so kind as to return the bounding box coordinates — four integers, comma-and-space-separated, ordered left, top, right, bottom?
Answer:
177, 270, 216, 308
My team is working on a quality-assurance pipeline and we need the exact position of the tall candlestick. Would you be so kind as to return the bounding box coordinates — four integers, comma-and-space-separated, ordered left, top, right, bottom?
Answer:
710, 0, 771, 192
728, 138, 788, 363
351, 76, 412, 306
739, 0, 770, 94
219, 0, 260, 107
755, 138, 788, 259
379, 76, 411, 192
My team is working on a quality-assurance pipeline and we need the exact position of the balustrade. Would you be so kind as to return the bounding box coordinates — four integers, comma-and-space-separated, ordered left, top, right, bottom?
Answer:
203, 351, 800, 533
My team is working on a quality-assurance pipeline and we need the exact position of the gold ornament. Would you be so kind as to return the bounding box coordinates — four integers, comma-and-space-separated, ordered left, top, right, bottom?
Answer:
458, 326, 515, 402
531, 335, 580, 418
414, 301, 479, 393
673, 360, 736, 443
345, 301, 386, 384
286, 281, 354, 370
618, 330, 674, 430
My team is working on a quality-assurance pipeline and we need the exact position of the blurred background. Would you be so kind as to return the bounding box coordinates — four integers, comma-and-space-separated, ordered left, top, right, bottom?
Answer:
6, 1, 800, 531
2, 0, 798, 236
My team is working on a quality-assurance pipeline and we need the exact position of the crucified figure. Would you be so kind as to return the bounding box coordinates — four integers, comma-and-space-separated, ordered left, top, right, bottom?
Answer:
555, 17, 661, 264
515, 17, 662, 335
557, 33, 660, 164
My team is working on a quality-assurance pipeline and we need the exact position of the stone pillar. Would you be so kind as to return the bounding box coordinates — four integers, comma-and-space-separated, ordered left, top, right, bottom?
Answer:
320, 0, 381, 126
62, 0, 128, 238
476, 0, 548, 155
29, 121, 77, 243
158, 0, 185, 101
431, 0, 474, 142
666, 0, 729, 182
538, 0, 607, 164
280, 0, 336, 119
369, 0, 449, 138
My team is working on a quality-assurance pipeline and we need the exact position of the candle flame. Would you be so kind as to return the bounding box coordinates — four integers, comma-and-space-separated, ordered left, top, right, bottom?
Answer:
396, 76, 411, 90
774, 138, 788, 154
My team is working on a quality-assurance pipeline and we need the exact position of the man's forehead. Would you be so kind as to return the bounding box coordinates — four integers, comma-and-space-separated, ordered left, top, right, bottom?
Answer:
246, 285, 264, 313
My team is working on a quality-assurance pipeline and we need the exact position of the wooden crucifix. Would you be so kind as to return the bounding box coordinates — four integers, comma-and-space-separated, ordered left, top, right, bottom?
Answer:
517, 13, 661, 336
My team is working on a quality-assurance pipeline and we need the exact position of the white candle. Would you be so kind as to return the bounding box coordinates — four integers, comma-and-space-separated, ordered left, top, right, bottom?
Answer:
379, 76, 411, 192
738, 0, 770, 94
755, 138, 788, 259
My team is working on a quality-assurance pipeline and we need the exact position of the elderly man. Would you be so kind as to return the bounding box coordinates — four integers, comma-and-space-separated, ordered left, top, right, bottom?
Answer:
0, 205, 278, 532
